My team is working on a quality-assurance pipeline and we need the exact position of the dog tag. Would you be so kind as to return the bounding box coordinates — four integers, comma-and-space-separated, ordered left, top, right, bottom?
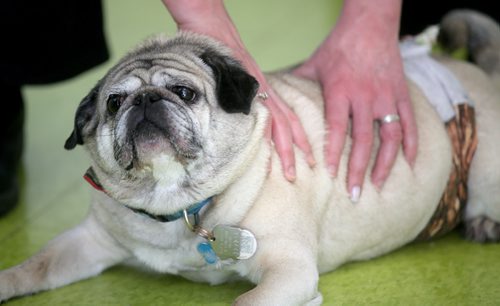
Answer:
209, 225, 257, 260
197, 242, 218, 265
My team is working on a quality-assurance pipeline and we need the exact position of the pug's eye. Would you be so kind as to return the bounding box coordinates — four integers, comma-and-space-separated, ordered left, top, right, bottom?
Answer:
171, 86, 196, 102
107, 94, 125, 114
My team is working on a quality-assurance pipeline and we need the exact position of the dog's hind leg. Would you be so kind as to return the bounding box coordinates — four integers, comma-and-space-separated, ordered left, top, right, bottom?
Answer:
439, 9, 500, 242
0, 215, 129, 302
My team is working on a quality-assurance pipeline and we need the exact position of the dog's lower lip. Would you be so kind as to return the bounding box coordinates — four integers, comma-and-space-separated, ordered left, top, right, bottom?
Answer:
124, 120, 181, 168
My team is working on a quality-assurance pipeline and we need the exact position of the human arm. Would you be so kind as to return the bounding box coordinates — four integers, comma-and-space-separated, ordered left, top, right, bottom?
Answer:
161, 0, 316, 181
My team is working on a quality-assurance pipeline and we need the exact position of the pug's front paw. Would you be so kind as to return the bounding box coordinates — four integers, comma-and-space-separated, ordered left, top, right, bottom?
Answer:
465, 216, 500, 243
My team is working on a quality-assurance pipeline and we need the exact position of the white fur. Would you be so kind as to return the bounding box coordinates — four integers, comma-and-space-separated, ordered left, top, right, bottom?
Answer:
1, 37, 499, 305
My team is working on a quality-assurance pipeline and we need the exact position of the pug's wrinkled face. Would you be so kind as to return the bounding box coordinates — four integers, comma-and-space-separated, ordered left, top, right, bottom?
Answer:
64, 34, 262, 214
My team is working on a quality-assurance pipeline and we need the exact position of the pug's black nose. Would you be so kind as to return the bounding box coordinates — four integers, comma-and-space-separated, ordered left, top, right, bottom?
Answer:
134, 92, 161, 105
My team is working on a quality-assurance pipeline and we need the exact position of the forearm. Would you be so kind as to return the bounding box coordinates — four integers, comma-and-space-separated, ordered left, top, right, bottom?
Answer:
161, 0, 244, 53
332, 0, 402, 45
162, 0, 316, 179
161, 0, 226, 28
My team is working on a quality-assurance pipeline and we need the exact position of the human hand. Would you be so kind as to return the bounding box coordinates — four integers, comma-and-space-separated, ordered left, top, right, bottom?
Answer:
161, 0, 315, 182
294, 0, 418, 201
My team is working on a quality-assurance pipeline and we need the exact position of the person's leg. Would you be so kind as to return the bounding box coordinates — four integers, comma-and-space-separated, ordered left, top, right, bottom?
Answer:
0, 0, 108, 217
0, 83, 24, 216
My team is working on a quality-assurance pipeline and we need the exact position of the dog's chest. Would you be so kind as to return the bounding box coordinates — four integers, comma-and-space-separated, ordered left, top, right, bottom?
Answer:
131, 230, 244, 284
133, 236, 204, 272
103, 213, 242, 282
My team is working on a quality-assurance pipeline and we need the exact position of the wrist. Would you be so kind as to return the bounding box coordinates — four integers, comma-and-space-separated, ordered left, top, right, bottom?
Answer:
162, 0, 247, 65
162, 0, 228, 29
334, 0, 402, 42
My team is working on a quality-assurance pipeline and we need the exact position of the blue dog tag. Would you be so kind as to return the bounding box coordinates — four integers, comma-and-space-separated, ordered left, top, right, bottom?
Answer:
197, 242, 218, 264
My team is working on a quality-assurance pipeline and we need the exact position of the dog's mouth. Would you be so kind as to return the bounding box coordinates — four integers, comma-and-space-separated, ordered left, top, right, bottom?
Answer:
114, 101, 202, 170
130, 120, 171, 167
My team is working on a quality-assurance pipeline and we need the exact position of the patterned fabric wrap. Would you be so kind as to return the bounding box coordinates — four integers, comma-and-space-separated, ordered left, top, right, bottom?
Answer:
416, 104, 478, 241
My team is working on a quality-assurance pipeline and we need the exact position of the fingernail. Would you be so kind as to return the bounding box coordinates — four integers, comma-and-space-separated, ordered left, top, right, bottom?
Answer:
371, 176, 383, 191
307, 154, 316, 167
327, 165, 337, 178
410, 159, 416, 169
286, 166, 296, 182
350, 186, 361, 203
406, 155, 416, 169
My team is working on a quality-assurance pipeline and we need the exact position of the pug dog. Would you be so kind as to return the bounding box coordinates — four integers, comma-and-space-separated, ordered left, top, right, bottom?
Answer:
1, 9, 500, 305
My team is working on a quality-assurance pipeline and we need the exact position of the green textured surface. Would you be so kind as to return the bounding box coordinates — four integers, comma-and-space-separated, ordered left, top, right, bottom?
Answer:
1, 1, 499, 305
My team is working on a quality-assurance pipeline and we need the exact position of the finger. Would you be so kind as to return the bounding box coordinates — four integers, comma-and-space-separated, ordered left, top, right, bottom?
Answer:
271, 114, 296, 182
324, 94, 350, 178
273, 94, 316, 167
264, 113, 273, 175
397, 94, 418, 168
240, 60, 297, 180
370, 120, 403, 189
263, 97, 296, 182
291, 59, 317, 80
289, 112, 316, 167
347, 105, 374, 202
240, 54, 311, 179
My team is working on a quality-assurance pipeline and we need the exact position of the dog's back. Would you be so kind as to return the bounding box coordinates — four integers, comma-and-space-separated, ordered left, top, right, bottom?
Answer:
438, 10, 500, 242
1, 9, 499, 306
266, 10, 500, 274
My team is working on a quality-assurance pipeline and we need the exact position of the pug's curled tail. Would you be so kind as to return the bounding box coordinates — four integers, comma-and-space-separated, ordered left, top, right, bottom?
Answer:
438, 9, 500, 79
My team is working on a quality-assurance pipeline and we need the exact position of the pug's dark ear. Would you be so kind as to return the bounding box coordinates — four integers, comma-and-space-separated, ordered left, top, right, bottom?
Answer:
64, 82, 100, 150
200, 51, 259, 115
